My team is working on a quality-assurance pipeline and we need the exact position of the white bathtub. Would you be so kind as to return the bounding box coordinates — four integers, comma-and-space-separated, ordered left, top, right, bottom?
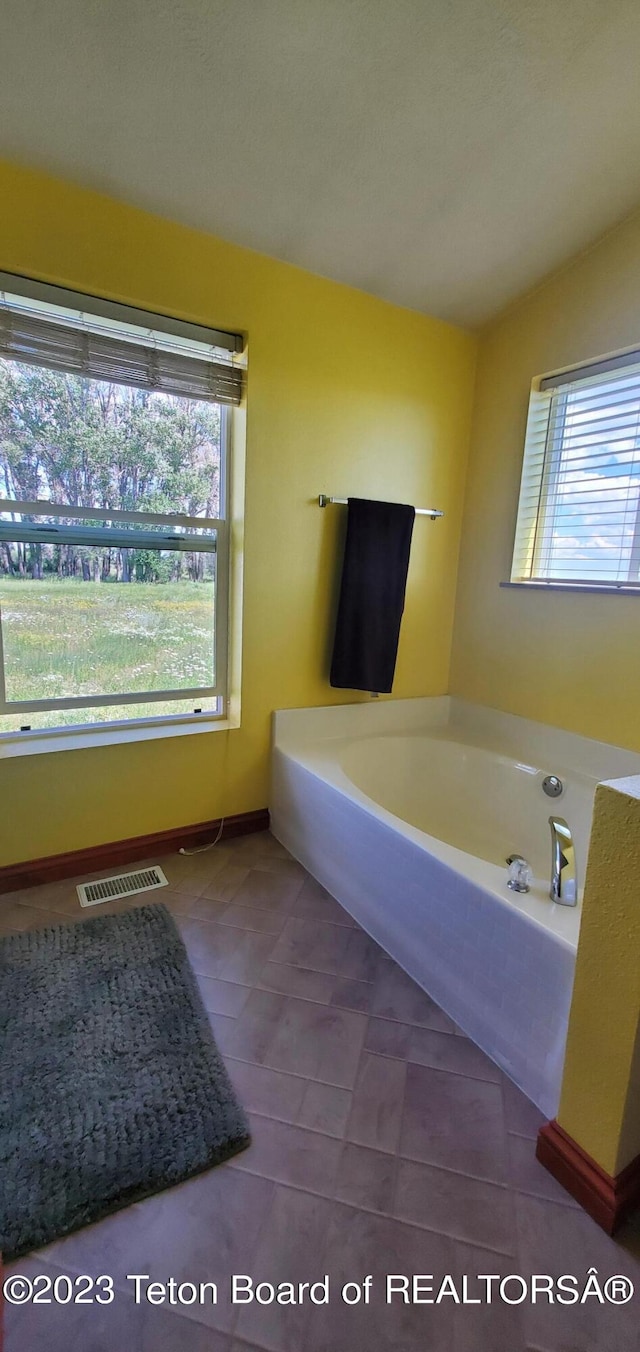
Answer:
270, 697, 640, 1116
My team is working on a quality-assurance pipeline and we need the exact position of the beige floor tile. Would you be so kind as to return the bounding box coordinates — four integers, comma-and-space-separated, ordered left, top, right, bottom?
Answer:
218, 902, 287, 935
297, 1082, 352, 1138
5, 830, 602, 1352
329, 975, 374, 1012
256, 961, 335, 1003
229, 1114, 343, 1197
400, 1063, 509, 1184
40, 1168, 274, 1335
225, 1058, 308, 1124
507, 1131, 581, 1208
263, 996, 368, 1088
179, 919, 277, 983
220, 989, 288, 1063
292, 876, 356, 927
394, 1156, 515, 1253
372, 959, 454, 1026
230, 868, 304, 913
335, 1141, 396, 1213
345, 1051, 407, 1153
363, 1015, 412, 1058
198, 862, 252, 904
269, 916, 352, 975
234, 1185, 335, 1352
196, 975, 252, 1017
514, 1193, 640, 1352
408, 1024, 502, 1082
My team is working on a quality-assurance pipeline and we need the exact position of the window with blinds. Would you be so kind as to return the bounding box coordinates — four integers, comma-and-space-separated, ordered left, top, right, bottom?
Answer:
0, 279, 244, 405
0, 275, 245, 737
511, 351, 640, 589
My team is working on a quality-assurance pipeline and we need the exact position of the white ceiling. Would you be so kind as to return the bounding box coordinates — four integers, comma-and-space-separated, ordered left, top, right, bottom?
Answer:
1, 0, 640, 327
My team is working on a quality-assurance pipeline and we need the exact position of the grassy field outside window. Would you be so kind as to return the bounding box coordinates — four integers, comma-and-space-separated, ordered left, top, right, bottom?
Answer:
0, 359, 225, 733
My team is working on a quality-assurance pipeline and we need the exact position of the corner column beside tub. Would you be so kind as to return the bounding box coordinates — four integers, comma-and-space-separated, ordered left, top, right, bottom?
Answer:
270, 698, 640, 1117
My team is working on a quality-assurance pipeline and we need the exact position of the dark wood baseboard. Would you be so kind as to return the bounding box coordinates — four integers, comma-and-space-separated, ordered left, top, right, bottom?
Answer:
0, 808, 270, 894
537, 1119, 640, 1235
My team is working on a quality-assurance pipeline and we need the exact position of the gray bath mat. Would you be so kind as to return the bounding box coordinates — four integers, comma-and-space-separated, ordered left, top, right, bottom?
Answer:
0, 903, 250, 1260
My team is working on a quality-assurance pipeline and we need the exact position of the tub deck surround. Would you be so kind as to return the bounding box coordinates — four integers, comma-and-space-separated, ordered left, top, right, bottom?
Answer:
270, 698, 640, 1119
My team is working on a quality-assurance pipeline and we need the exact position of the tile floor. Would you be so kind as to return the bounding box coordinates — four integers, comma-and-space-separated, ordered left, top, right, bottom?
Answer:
2, 829, 640, 1352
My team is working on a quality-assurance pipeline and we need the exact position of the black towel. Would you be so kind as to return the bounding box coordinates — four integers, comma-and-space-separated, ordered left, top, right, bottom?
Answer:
330, 497, 415, 693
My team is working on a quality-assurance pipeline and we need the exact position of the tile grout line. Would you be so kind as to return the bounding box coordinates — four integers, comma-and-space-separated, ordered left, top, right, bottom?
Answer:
228, 1105, 582, 1212
224, 1163, 519, 1259
223, 1041, 506, 1092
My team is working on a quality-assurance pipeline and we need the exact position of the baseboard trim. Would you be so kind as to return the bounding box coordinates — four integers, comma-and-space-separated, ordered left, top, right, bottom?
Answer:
536, 1119, 640, 1235
0, 808, 270, 894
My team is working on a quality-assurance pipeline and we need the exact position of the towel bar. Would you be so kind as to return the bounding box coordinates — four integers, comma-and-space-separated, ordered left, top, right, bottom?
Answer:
318, 494, 443, 519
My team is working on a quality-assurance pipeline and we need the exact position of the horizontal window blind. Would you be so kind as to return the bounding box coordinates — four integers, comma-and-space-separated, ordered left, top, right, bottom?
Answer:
511, 355, 640, 588
0, 290, 244, 405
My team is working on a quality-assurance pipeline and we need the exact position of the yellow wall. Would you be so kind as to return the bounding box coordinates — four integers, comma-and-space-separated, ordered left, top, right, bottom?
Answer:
0, 160, 476, 866
450, 210, 640, 751
558, 779, 640, 1175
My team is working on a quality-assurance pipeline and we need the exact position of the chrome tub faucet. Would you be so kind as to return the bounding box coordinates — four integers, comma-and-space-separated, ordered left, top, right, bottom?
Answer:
548, 816, 577, 906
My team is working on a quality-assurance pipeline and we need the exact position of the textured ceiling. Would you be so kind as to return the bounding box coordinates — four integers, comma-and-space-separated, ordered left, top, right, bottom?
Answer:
1, 0, 640, 327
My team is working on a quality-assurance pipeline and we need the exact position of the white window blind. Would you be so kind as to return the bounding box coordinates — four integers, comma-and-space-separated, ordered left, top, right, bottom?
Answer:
511, 352, 640, 589
0, 283, 244, 406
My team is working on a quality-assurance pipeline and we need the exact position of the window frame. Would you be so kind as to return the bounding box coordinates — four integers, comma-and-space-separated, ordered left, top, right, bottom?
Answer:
510, 351, 640, 593
0, 283, 239, 740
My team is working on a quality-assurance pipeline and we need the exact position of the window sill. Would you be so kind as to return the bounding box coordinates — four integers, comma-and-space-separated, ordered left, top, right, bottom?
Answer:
501, 581, 640, 596
0, 714, 238, 760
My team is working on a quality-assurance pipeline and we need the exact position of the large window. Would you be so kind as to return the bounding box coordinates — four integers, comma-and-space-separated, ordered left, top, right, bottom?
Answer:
0, 277, 244, 736
511, 350, 640, 589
